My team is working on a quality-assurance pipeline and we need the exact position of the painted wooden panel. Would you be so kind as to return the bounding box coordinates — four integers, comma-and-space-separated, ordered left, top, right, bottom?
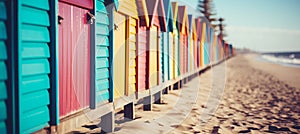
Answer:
168, 33, 174, 79
137, 27, 147, 91
160, 32, 170, 82
163, 32, 169, 81
113, 11, 126, 98
180, 35, 188, 74
160, 32, 169, 83
189, 37, 194, 71
95, 0, 110, 102
118, 0, 138, 19
0, 1, 7, 133
128, 18, 137, 95
19, 1, 51, 133
148, 26, 159, 88
174, 31, 180, 77
196, 41, 200, 68
159, 33, 164, 83
184, 35, 188, 73
193, 36, 198, 69
59, 0, 93, 9
58, 2, 90, 118
200, 22, 206, 67
179, 35, 184, 74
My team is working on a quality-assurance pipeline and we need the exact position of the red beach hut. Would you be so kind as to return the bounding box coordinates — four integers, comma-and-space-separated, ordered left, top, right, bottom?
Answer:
58, 0, 93, 117
136, 0, 150, 92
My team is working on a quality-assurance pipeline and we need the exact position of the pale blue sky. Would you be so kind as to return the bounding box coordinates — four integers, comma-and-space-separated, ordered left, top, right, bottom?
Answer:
172, 0, 300, 52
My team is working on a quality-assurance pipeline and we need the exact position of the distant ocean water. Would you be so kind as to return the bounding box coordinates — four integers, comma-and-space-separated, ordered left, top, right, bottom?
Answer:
260, 51, 300, 67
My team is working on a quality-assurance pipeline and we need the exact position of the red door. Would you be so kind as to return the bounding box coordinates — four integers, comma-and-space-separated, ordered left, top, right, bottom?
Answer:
58, 2, 91, 117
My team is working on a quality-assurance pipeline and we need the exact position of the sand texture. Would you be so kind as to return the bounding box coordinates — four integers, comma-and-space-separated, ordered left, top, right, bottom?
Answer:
71, 54, 300, 133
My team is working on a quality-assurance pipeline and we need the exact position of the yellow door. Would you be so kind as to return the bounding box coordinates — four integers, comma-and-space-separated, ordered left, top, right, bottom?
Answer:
114, 11, 126, 99
149, 26, 158, 88
128, 18, 137, 95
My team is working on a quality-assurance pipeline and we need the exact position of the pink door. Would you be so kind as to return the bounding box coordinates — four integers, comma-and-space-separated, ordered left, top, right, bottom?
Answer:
58, 2, 91, 117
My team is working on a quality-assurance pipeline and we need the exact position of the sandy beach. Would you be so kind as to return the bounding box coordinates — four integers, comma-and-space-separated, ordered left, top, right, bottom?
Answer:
72, 54, 300, 133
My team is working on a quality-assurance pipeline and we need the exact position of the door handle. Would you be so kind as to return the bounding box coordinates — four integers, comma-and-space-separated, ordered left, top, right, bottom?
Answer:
58, 15, 64, 25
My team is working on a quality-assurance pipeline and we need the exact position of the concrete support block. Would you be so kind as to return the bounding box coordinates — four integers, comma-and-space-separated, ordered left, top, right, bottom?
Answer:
174, 81, 180, 90
154, 91, 162, 104
143, 95, 152, 111
124, 102, 135, 120
100, 111, 115, 133
162, 87, 169, 94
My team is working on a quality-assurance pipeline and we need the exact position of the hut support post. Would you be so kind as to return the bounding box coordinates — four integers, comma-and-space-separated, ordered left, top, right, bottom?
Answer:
163, 87, 169, 94
180, 80, 183, 88
124, 102, 135, 120
169, 85, 173, 91
174, 81, 180, 90
143, 95, 152, 111
154, 91, 162, 104
100, 111, 115, 133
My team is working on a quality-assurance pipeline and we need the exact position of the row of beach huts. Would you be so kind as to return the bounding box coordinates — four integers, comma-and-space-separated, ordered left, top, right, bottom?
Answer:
0, 0, 234, 133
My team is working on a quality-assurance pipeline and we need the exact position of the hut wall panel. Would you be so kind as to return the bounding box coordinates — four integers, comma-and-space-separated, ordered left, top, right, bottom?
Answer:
200, 41, 204, 67
19, 0, 51, 132
174, 32, 180, 77
204, 42, 209, 66
118, 0, 138, 18
160, 32, 169, 83
193, 36, 197, 69
114, 0, 137, 96
188, 35, 194, 72
58, 2, 90, 118
113, 11, 126, 98
128, 18, 137, 94
148, 26, 159, 88
159, 33, 164, 83
163, 32, 169, 81
0, 1, 7, 133
95, 0, 110, 102
137, 27, 147, 91
180, 35, 188, 74
168, 33, 174, 79
197, 41, 200, 68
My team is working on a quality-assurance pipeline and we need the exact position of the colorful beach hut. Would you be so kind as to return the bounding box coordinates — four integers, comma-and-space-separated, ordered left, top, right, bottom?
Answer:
188, 15, 197, 72
136, 0, 150, 92
171, 2, 180, 78
160, 0, 174, 83
136, 0, 149, 92
145, 0, 167, 88
92, 0, 118, 106
177, 6, 189, 75
195, 18, 202, 68
199, 17, 210, 66
113, 0, 138, 98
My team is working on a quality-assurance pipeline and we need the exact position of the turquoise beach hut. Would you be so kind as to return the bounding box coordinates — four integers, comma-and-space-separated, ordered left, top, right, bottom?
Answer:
160, 0, 174, 83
